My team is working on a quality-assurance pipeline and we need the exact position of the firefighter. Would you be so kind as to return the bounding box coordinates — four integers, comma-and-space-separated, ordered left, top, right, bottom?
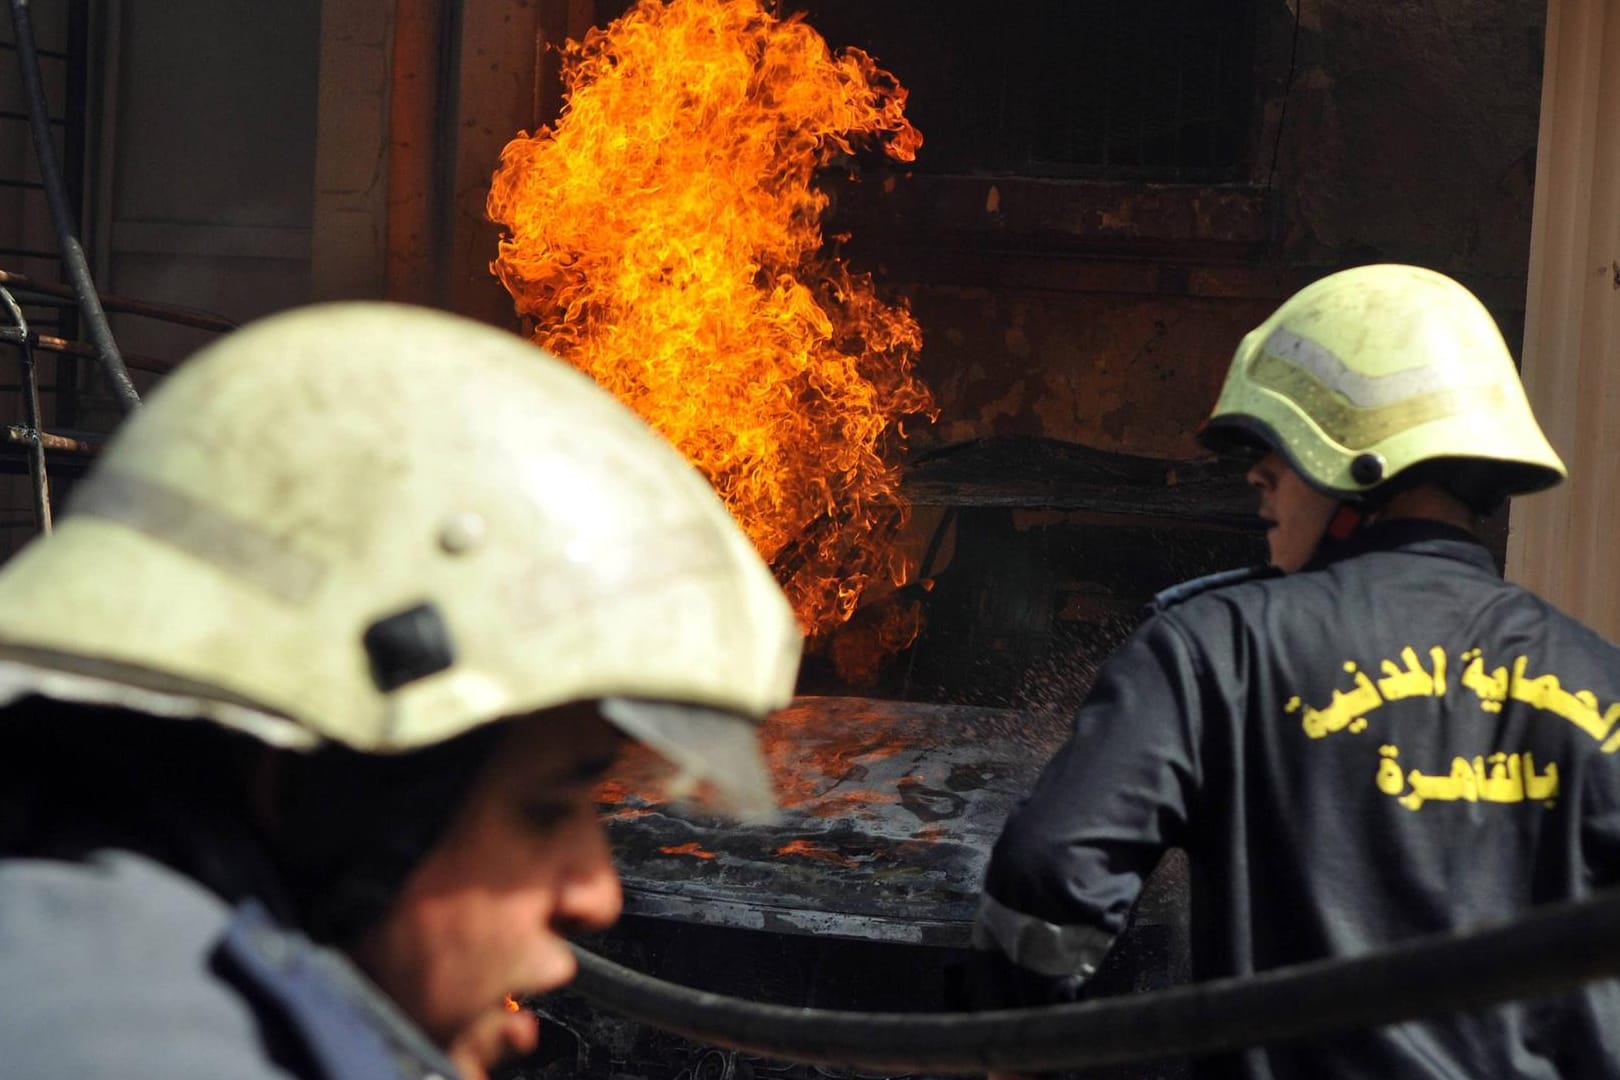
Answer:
970, 264, 1620, 1077
0, 304, 802, 1080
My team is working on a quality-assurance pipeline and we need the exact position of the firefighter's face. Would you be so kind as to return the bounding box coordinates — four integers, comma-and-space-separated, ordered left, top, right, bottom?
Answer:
350, 707, 623, 1079
1246, 451, 1339, 572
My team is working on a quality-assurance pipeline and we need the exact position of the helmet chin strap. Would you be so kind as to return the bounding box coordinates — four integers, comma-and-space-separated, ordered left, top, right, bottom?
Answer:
1299, 503, 1367, 571
1325, 503, 1367, 543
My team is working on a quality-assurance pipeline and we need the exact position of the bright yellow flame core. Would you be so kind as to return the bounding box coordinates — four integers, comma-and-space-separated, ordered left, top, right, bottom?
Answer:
488, 0, 935, 635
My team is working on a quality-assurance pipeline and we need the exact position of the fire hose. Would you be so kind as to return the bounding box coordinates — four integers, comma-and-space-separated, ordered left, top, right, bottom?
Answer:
568, 886, 1620, 1074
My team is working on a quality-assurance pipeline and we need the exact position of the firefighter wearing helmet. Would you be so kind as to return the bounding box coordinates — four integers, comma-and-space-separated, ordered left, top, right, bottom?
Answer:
971, 265, 1620, 1077
0, 304, 802, 1080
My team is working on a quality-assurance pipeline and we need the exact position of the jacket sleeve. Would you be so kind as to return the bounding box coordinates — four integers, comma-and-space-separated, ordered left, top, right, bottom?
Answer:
970, 612, 1206, 1007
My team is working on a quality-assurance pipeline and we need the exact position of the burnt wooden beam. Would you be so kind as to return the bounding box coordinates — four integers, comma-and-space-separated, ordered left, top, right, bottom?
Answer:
900, 437, 1258, 528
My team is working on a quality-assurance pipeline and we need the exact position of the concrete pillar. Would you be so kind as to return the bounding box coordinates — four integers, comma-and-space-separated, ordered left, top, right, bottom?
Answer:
1506, 0, 1620, 638
312, 0, 395, 301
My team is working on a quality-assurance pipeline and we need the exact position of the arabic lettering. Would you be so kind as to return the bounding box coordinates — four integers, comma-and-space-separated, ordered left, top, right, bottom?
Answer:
1378, 646, 1448, 702
1461, 648, 1620, 746
1480, 751, 1524, 803
1506, 654, 1620, 744
1378, 744, 1560, 811
1524, 754, 1560, 801
1294, 649, 1448, 740
1459, 648, 1509, 713
1293, 661, 1383, 739
1376, 745, 1405, 795
1294, 645, 1620, 750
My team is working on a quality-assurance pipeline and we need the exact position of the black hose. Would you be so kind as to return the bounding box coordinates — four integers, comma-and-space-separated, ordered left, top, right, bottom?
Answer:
8, 0, 140, 413
570, 887, 1620, 1074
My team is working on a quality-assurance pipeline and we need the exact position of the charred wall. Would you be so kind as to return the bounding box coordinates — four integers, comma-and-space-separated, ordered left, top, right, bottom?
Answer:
297, 0, 1556, 469
772, 0, 1546, 702
796, 0, 1549, 461
0, 0, 1550, 585
1267, 1, 1545, 278
344, 0, 1553, 709
434, 0, 1545, 459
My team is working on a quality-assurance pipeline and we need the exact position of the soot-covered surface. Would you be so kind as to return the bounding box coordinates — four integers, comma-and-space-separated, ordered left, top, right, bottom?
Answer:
599, 695, 1069, 948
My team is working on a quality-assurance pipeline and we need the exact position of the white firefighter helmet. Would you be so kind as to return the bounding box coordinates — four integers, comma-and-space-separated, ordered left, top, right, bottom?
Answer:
0, 302, 802, 816
1201, 264, 1565, 503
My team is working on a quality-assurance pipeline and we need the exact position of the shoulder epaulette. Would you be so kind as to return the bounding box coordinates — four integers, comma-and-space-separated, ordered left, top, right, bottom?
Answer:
1149, 565, 1280, 614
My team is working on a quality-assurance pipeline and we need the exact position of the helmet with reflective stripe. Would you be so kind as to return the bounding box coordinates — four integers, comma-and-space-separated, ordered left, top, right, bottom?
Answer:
1200, 264, 1565, 502
0, 302, 802, 816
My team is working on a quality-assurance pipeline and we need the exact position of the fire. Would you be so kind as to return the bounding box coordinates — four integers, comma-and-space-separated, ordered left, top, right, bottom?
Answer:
503, 994, 521, 1013
659, 841, 719, 859
828, 587, 925, 687
774, 838, 859, 866
488, 0, 935, 636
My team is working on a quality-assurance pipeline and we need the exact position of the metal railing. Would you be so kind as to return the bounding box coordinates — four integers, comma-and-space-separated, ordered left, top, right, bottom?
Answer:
0, 1, 234, 537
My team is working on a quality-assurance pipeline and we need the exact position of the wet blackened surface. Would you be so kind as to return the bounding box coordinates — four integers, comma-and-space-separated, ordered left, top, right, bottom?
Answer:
600, 696, 1068, 948
511, 695, 1191, 1080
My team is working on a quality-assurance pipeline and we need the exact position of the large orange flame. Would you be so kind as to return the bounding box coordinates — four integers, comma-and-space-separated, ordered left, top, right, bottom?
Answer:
488, 0, 934, 636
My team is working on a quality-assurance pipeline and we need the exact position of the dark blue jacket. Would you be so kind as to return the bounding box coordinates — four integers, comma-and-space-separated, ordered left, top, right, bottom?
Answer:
974, 520, 1620, 1078
0, 847, 460, 1079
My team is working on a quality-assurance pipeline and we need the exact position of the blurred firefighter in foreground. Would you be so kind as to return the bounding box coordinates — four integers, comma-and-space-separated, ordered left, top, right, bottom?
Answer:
0, 304, 801, 1079
971, 264, 1620, 1077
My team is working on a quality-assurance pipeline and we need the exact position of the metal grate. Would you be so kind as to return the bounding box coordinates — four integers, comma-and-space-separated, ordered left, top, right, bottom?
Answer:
1026, 0, 1250, 178
783, 0, 1252, 181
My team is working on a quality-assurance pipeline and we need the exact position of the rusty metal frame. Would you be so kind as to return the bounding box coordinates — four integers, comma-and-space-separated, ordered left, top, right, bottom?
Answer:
0, 285, 50, 532
0, 275, 233, 531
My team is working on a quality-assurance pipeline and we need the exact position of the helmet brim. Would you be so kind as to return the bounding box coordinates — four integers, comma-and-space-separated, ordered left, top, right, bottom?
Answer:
599, 697, 777, 820
0, 651, 312, 749
1196, 414, 1278, 459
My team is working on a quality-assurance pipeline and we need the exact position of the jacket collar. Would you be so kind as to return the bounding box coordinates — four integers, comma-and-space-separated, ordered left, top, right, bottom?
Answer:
1304, 517, 1497, 576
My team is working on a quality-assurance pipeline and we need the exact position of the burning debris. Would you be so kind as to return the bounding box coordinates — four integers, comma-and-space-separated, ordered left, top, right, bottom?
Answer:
658, 842, 719, 860
487, 0, 935, 638
774, 838, 860, 866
